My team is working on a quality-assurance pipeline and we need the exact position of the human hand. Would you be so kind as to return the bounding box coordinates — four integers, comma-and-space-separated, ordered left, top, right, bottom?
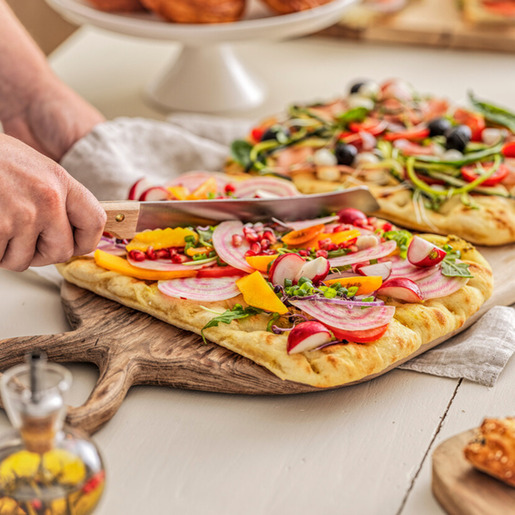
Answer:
1, 74, 105, 162
0, 134, 106, 271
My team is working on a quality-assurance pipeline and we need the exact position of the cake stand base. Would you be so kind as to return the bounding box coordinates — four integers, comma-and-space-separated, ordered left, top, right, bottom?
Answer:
144, 44, 266, 113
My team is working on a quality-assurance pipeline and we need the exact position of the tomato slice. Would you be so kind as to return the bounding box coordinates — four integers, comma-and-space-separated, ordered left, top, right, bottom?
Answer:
196, 266, 247, 278
349, 119, 387, 136
250, 127, 266, 143
325, 323, 389, 344
502, 141, 515, 158
383, 128, 430, 142
453, 108, 486, 142
483, 1, 515, 16
460, 162, 509, 186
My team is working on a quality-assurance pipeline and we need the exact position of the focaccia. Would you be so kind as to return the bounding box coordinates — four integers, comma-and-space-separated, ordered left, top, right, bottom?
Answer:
57, 214, 493, 389
226, 79, 515, 246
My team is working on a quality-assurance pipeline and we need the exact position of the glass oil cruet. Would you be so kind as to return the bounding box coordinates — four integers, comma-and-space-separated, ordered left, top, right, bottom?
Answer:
0, 351, 105, 514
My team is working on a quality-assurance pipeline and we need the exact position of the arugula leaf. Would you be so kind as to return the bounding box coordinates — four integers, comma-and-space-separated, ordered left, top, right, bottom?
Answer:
230, 140, 253, 169
440, 244, 474, 278
468, 92, 515, 132
336, 107, 369, 127
384, 230, 413, 259
201, 304, 264, 343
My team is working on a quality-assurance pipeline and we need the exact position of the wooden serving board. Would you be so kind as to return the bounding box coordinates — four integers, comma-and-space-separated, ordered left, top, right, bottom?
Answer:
432, 429, 515, 515
0, 244, 513, 435
321, 0, 515, 54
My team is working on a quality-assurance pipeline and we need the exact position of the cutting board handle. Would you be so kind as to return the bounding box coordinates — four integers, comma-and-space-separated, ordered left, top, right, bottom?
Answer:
101, 201, 140, 240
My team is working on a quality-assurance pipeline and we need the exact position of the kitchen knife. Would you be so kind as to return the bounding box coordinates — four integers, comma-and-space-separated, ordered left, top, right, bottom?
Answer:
101, 186, 379, 239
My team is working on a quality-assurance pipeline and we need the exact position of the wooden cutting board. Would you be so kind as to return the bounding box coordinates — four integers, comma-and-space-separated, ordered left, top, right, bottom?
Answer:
432, 429, 515, 514
0, 244, 513, 435
321, 0, 515, 54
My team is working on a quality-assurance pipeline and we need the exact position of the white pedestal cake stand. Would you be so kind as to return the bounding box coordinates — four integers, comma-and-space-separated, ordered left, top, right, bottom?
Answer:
45, 0, 357, 112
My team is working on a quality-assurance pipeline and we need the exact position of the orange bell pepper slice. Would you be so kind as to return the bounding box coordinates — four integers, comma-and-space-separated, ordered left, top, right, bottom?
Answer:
325, 276, 383, 296
245, 254, 279, 273
126, 227, 198, 252
94, 250, 197, 281
319, 229, 361, 245
187, 177, 218, 200
167, 186, 189, 200
281, 224, 325, 247
236, 271, 288, 314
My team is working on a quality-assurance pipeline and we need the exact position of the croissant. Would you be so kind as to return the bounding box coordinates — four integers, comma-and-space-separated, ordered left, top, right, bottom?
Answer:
87, 0, 145, 11
261, 0, 333, 14
464, 417, 515, 487
140, 0, 246, 23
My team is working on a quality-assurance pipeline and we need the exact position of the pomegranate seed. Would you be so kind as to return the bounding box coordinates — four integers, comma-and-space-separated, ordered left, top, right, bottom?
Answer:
224, 183, 236, 194
155, 249, 170, 259
299, 249, 309, 256
263, 230, 276, 243
316, 250, 329, 258
129, 250, 146, 262
232, 234, 243, 247
332, 224, 347, 233
245, 231, 259, 243
250, 242, 262, 254
261, 239, 270, 250
318, 238, 332, 250
146, 247, 157, 260
383, 223, 393, 232
245, 250, 256, 257
348, 245, 358, 253
171, 254, 187, 264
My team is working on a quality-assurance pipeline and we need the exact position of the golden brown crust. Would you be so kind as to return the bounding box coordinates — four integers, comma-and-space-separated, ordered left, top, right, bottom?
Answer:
261, 0, 333, 14
140, 0, 246, 23
464, 417, 515, 487
87, 0, 145, 12
56, 234, 492, 388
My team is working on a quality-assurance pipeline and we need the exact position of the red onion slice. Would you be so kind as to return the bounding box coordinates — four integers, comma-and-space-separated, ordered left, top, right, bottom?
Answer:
96, 237, 127, 256
289, 299, 395, 331
329, 240, 398, 268
212, 221, 253, 273
158, 276, 240, 302
416, 271, 469, 300
234, 177, 300, 199
388, 256, 442, 281
283, 216, 340, 231
127, 256, 209, 271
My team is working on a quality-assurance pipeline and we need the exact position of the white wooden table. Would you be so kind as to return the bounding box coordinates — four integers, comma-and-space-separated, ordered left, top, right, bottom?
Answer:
2, 26, 515, 514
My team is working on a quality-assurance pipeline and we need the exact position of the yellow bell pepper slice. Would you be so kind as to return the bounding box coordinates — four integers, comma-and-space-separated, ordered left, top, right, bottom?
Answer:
167, 185, 189, 200
94, 250, 197, 281
319, 229, 361, 245
236, 271, 288, 314
187, 177, 218, 200
325, 276, 383, 296
245, 254, 279, 272
126, 227, 198, 252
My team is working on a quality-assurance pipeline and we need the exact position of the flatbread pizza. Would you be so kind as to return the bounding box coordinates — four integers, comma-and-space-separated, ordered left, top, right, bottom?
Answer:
226, 79, 515, 245
57, 209, 493, 388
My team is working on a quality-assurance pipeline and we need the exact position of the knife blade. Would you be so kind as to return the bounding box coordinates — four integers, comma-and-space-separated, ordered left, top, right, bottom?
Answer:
101, 186, 379, 239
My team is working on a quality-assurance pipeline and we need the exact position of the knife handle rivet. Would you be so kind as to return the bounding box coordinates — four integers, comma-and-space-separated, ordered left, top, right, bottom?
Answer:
115, 213, 125, 223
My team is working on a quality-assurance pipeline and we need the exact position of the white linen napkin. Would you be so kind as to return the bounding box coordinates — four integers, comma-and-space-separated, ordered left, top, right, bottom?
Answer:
55, 115, 515, 387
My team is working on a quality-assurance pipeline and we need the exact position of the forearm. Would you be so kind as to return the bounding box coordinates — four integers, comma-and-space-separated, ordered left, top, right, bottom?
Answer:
0, 0, 52, 122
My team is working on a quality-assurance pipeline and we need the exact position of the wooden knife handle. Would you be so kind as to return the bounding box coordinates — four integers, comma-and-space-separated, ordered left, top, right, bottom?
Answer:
101, 201, 140, 240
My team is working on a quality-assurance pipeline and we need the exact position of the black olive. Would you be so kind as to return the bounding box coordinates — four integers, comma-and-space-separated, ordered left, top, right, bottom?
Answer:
350, 81, 366, 95
427, 117, 452, 137
334, 143, 358, 166
261, 125, 290, 143
445, 125, 472, 152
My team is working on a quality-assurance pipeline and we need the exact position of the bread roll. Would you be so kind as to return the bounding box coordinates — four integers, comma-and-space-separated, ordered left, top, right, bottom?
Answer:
140, 0, 246, 23
261, 0, 333, 14
88, 0, 145, 12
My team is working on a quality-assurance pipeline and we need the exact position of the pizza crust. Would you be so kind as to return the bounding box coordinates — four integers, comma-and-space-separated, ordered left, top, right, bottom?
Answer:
56, 235, 492, 388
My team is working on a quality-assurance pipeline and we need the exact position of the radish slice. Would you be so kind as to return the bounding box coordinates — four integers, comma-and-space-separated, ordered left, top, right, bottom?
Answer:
128, 177, 154, 200
158, 276, 240, 302
416, 271, 468, 300
377, 277, 423, 302
212, 221, 253, 273
234, 177, 300, 199
407, 236, 446, 267
289, 299, 395, 331
269, 253, 306, 286
329, 240, 397, 268
358, 261, 392, 281
287, 321, 333, 354
139, 186, 169, 201
165, 171, 230, 191
127, 256, 209, 271
282, 215, 340, 231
